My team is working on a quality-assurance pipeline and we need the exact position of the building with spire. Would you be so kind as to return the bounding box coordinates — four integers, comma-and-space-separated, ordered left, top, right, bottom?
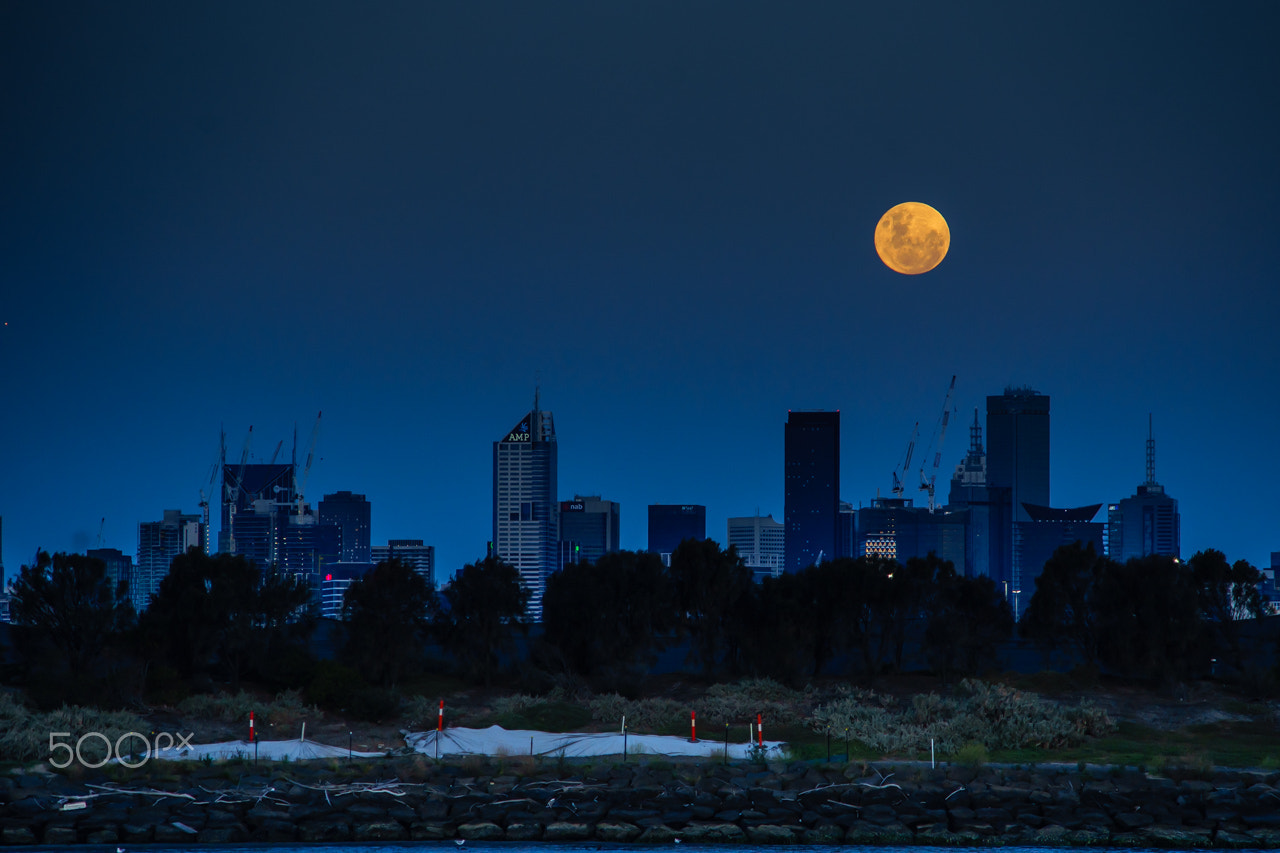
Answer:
947, 408, 994, 579
493, 389, 558, 621
1107, 415, 1180, 563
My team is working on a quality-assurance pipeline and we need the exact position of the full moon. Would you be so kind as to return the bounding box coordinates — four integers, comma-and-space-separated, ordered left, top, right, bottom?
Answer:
874, 202, 950, 275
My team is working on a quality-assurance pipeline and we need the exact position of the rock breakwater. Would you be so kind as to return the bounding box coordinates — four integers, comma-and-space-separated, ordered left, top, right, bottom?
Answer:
3, 759, 1279, 847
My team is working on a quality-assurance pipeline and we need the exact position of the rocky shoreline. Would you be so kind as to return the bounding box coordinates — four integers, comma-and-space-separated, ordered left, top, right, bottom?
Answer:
2, 758, 1280, 847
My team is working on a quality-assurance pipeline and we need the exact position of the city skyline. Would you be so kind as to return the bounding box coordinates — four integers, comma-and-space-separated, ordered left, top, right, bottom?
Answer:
0, 387, 1246, 581
3, 2, 1278, 579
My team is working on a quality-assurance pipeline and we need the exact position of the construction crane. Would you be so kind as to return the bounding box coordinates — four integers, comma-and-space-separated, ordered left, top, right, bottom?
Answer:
295, 411, 322, 521
226, 425, 253, 553
918, 375, 958, 513
197, 430, 224, 554
891, 422, 919, 498
95, 518, 105, 548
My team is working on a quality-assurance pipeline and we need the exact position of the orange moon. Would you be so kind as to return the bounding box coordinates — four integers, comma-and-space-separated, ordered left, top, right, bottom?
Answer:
874, 202, 950, 275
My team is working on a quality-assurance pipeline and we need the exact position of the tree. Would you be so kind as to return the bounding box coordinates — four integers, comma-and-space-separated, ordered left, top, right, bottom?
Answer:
139, 549, 311, 687
925, 567, 1014, 680
669, 539, 753, 676
843, 556, 898, 682
1020, 541, 1112, 666
342, 559, 437, 687
436, 556, 528, 686
883, 553, 946, 673
9, 551, 134, 704
541, 550, 676, 682
1189, 549, 1265, 675
1095, 555, 1204, 682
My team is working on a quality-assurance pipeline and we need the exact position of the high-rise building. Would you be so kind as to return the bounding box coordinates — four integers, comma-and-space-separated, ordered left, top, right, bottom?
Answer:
784, 410, 840, 572
1264, 552, 1280, 616
559, 495, 620, 566
853, 497, 968, 572
86, 547, 133, 603
492, 392, 558, 621
371, 539, 436, 588
1012, 503, 1105, 619
946, 409, 994, 578
727, 512, 784, 582
136, 509, 202, 611
986, 388, 1050, 594
319, 491, 372, 563
219, 463, 296, 555
648, 504, 706, 566
1107, 416, 1180, 563
319, 562, 375, 620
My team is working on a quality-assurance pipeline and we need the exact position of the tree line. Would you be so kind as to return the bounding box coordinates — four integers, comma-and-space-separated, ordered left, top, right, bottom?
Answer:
3, 540, 1272, 714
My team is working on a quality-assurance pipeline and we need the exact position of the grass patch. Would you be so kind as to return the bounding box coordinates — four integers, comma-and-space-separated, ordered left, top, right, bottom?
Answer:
490, 700, 593, 732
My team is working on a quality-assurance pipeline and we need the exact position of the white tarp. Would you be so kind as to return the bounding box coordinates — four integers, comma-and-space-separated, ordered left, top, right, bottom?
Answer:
405, 725, 787, 760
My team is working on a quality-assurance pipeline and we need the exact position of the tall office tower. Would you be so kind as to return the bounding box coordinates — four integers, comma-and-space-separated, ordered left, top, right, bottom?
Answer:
837, 501, 857, 559
947, 409, 994, 578
1012, 503, 1105, 619
559, 495, 620, 566
1106, 416, 1180, 563
727, 512, 785, 582
986, 388, 1050, 594
219, 463, 296, 555
319, 491, 372, 563
86, 548, 133, 602
371, 539, 436, 588
784, 410, 840, 572
493, 392, 558, 621
648, 504, 706, 566
136, 509, 202, 611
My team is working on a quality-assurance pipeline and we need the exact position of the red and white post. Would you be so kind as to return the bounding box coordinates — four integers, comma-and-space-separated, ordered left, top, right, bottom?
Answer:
757, 713, 763, 748
438, 699, 444, 732
249, 711, 255, 743
690, 710, 697, 742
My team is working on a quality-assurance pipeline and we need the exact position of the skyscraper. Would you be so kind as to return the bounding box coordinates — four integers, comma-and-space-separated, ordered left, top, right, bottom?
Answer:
371, 539, 435, 587
319, 491, 372, 563
648, 504, 706, 565
136, 509, 202, 611
87, 547, 133, 603
986, 388, 1050, 593
559, 495, 620, 566
727, 512, 784, 581
1013, 503, 1105, 619
493, 391, 558, 621
947, 409, 994, 578
219, 463, 296, 556
784, 410, 840, 572
1107, 416, 1180, 563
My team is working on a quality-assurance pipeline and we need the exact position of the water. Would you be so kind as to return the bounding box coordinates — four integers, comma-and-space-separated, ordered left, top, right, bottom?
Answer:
24, 840, 1274, 845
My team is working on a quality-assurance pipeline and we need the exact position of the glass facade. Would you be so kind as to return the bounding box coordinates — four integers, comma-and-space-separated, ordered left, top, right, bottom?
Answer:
784, 410, 839, 572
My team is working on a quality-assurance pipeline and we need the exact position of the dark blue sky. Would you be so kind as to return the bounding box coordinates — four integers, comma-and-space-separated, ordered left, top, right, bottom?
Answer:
3, 1, 1278, 579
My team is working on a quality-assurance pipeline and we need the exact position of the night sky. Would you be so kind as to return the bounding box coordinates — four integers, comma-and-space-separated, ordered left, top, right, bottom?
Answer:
3, 1, 1278, 581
